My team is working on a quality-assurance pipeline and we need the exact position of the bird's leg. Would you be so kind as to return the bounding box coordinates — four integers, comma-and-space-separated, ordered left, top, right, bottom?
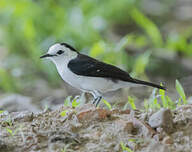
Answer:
95, 96, 102, 107
92, 96, 102, 107
91, 91, 102, 107
93, 97, 98, 105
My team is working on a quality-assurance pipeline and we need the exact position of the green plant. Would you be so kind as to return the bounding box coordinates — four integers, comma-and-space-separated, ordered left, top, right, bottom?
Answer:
176, 79, 187, 104
127, 96, 136, 110
0, 110, 4, 114
166, 30, 192, 56
145, 88, 176, 111
130, 8, 163, 47
120, 141, 133, 152
6, 115, 13, 126
102, 99, 112, 110
60, 110, 69, 117
6, 128, 14, 136
6, 125, 23, 136
71, 98, 80, 108
63, 96, 81, 108
159, 87, 176, 109
145, 80, 187, 111
64, 96, 73, 106
144, 88, 161, 111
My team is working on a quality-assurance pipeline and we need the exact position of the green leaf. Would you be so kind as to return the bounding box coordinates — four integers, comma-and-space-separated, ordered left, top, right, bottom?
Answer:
72, 98, 80, 108
64, 96, 72, 106
6, 128, 13, 136
0, 110, 4, 114
130, 7, 163, 47
166, 96, 176, 109
159, 87, 168, 108
128, 96, 136, 110
152, 98, 161, 109
177, 98, 182, 106
60, 110, 68, 117
102, 99, 112, 110
123, 101, 129, 110
120, 142, 133, 152
144, 99, 149, 111
176, 80, 187, 104
128, 138, 137, 142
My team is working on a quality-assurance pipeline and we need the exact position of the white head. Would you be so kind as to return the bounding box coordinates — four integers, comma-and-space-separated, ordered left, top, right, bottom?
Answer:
40, 43, 78, 64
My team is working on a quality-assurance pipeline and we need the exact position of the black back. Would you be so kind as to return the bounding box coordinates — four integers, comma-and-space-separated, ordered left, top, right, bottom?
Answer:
67, 54, 166, 90
68, 54, 135, 82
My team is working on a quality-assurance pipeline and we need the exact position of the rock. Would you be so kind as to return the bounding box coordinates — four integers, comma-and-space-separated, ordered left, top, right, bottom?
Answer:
148, 108, 173, 134
134, 119, 156, 137
162, 136, 173, 145
124, 122, 134, 133
77, 104, 130, 122
119, 114, 156, 137
114, 119, 134, 133
77, 108, 111, 122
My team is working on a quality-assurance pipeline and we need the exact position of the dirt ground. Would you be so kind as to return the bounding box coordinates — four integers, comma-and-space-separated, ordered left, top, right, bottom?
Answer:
0, 103, 192, 152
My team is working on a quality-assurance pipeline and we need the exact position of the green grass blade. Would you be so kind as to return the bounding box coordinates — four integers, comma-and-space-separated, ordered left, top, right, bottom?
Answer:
130, 8, 163, 47
159, 88, 168, 108
166, 96, 176, 109
120, 142, 133, 152
176, 80, 187, 104
60, 110, 68, 117
128, 96, 136, 110
102, 99, 112, 110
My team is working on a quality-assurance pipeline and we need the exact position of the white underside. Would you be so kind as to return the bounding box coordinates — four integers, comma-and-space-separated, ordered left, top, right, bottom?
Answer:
53, 57, 136, 95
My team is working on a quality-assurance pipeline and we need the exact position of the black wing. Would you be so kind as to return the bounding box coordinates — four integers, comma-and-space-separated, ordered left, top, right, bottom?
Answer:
68, 54, 134, 82
68, 54, 166, 90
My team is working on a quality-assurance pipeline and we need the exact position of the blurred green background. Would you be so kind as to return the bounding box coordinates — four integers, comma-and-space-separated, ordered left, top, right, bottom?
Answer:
0, 0, 192, 103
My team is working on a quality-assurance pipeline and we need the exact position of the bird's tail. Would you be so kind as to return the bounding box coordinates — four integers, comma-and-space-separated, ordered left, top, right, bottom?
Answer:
131, 78, 166, 90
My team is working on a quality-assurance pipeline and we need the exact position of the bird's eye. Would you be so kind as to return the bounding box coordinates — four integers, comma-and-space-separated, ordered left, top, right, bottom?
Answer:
57, 50, 64, 55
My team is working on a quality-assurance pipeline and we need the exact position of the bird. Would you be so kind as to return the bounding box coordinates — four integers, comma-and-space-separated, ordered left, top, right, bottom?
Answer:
40, 43, 166, 106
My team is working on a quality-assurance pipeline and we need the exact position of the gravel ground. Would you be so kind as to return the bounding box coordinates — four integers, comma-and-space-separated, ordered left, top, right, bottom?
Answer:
0, 104, 192, 152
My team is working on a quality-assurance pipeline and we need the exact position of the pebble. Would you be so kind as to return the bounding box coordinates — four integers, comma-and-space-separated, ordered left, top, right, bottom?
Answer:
148, 108, 173, 134
162, 136, 173, 145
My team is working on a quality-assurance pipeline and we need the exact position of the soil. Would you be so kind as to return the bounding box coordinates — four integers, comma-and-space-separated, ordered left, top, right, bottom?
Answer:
1, 103, 192, 152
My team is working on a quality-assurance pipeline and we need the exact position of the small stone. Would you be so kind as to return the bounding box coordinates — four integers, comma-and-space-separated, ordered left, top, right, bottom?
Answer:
77, 104, 111, 122
114, 120, 134, 133
162, 136, 173, 145
148, 108, 173, 134
124, 122, 134, 133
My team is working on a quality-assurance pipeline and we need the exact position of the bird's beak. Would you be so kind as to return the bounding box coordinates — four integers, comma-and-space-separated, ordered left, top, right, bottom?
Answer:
40, 54, 54, 59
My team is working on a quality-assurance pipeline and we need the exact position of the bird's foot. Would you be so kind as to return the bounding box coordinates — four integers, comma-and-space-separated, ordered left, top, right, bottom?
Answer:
92, 96, 102, 107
